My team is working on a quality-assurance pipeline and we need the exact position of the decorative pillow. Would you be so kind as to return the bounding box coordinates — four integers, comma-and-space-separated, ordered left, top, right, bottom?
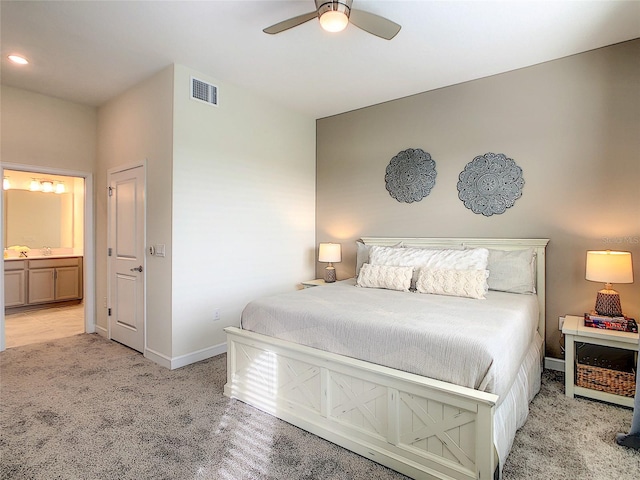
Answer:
369, 245, 489, 288
416, 269, 489, 299
369, 246, 489, 270
355, 240, 403, 276
356, 264, 413, 292
487, 248, 536, 294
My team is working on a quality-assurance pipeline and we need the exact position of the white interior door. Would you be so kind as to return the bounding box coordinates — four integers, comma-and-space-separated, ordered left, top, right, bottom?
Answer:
108, 165, 145, 352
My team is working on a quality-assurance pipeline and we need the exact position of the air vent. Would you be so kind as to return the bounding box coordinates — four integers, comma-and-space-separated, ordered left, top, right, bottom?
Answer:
190, 76, 218, 106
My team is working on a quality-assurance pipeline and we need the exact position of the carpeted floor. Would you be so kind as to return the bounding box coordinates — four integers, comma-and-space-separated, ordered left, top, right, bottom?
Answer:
1, 334, 638, 479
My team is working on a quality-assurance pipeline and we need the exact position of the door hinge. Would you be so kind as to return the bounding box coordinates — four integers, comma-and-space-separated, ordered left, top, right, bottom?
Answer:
108, 186, 113, 197
108, 247, 112, 257
108, 308, 112, 316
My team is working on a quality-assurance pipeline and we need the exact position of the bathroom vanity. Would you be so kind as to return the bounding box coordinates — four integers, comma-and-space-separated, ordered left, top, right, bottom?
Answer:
5, 256, 83, 310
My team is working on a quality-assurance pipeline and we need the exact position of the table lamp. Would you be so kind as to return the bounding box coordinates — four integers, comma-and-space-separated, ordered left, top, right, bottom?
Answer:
318, 243, 341, 283
585, 250, 633, 317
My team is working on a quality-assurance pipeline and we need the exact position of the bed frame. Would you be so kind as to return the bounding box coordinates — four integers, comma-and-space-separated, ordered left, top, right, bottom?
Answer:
225, 237, 549, 480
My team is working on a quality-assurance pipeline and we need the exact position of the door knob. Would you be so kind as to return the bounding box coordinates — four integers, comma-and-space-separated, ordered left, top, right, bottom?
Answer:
130, 265, 143, 272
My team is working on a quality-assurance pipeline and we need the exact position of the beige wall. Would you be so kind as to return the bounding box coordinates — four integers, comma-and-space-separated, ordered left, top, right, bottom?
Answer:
1, 86, 97, 172
96, 66, 175, 358
171, 65, 316, 358
316, 39, 640, 359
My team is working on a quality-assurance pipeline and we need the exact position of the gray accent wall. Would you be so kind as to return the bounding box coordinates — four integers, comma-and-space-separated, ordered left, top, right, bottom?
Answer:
316, 39, 640, 359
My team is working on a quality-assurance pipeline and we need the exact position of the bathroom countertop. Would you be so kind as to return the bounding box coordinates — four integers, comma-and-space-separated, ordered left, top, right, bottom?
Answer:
5, 254, 83, 260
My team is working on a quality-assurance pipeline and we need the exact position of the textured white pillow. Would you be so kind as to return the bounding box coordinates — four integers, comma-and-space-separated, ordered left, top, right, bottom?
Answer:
487, 248, 536, 294
369, 246, 489, 270
369, 245, 489, 289
355, 241, 403, 276
356, 264, 413, 292
416, 269, 489, 299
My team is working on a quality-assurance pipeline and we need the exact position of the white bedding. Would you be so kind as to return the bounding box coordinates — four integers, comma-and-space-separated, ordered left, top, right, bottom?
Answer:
241, 278, 539, 402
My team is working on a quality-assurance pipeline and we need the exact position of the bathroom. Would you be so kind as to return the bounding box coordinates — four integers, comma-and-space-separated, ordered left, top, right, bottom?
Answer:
3, 169, 85, 347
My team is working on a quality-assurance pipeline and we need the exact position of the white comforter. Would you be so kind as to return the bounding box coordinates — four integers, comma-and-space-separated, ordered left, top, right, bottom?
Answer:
241, 278, 539, 401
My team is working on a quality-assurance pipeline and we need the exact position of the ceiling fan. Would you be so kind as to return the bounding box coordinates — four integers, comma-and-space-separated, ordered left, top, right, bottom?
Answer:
263, 0, 401, 40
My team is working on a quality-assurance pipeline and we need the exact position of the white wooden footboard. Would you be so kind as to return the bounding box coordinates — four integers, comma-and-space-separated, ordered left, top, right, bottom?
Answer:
224, 327, 498, 480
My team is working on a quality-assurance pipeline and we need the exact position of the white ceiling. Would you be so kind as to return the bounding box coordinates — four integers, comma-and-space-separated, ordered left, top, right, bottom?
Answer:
1, 1, 639, 119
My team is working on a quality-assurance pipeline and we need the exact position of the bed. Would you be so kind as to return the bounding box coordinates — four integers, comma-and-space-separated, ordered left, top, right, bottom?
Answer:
224, 237, 549, 480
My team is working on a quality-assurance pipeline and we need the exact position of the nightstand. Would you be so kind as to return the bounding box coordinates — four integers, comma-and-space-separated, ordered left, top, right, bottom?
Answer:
301, 279, 327, 288
562, 314, 638, 407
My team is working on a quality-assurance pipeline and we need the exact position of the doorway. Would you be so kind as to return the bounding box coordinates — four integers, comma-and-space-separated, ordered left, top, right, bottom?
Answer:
0, 164, 95, 351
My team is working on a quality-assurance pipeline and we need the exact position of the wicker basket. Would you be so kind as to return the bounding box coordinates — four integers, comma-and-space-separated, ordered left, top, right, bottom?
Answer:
576, 363, 636, 397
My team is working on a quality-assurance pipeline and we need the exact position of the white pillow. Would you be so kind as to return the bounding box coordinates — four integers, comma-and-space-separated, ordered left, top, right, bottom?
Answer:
355, 240, 403, 276
369, 246, 489, 270
369, 245, 489, 288
356, 264, 413, 292
487, 248, 536, 294
416, 269, 489, 299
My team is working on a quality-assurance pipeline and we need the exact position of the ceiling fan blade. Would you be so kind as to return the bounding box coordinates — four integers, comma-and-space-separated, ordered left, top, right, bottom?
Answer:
263, 11, 318, 35
349, 9, 401, 40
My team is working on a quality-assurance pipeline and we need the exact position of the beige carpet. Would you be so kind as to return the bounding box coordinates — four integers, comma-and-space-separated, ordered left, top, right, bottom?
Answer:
1, 333, 639, 479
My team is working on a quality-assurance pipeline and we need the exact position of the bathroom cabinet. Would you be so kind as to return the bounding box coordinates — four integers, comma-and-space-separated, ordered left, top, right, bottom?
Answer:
4, 257, 83, 310
4, 260, 26, 307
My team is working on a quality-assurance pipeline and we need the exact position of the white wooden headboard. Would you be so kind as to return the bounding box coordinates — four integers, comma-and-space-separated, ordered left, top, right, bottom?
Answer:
360, 237, 550, 348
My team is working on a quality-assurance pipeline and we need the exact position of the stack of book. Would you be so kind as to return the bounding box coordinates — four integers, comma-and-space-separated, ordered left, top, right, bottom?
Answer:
584, 313, 638, 333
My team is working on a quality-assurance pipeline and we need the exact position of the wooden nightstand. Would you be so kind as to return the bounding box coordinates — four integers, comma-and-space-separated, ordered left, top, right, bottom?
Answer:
301, 279, 327, 288
562, 314, 638, 407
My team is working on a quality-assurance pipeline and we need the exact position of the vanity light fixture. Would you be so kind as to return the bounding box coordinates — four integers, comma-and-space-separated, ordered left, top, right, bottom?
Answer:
55, 182, 66, 194
41, 180, 54, 193
8, 54, 29, 65
30, 178, 40, 191
3, 177, 10, 190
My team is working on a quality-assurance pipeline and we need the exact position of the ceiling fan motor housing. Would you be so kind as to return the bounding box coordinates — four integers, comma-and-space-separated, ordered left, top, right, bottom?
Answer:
315, 0, 352, 20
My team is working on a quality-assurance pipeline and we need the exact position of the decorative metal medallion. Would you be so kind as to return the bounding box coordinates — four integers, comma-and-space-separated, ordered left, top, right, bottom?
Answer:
385, 148, 437, 203
457, 152, 524, 216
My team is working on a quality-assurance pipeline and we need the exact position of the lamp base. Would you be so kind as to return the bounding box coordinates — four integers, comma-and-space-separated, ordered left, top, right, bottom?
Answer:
594, 289, 623, 317
324, 266, 336, 283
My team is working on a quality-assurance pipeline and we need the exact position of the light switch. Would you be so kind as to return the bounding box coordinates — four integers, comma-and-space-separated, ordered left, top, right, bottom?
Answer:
155, 244, 166, 257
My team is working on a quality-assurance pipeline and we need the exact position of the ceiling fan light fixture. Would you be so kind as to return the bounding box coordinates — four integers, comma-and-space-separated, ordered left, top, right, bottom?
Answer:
317, 1, 351, 33
320, 11, 349, 32
263, 0, 399, 40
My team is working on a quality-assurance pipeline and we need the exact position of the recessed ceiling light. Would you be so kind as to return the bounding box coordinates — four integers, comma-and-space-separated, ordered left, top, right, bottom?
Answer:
8, 55, 29, 65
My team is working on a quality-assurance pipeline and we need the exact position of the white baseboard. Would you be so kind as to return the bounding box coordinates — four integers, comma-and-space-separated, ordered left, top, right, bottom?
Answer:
545, 356, 565, 372
144, 347, 172, 369
169, 342, 227, 369
95, 325, 108, 336
144, 342, 228, 370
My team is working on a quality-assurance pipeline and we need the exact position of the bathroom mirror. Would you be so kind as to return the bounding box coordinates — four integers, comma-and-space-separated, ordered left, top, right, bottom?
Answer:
3, 189, 74, 249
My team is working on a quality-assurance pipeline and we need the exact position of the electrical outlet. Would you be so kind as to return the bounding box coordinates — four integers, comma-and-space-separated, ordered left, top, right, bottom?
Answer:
213, 309, 221, 321
559, 316, 565, 330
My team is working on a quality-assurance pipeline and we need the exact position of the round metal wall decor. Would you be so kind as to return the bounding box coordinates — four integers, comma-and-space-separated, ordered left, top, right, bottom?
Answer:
457, 152, 524, 216
385, 148, 437, 203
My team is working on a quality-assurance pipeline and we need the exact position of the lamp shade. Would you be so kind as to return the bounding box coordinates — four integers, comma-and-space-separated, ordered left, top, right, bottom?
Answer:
318, 243, 341, 263
586, 251, 633, 284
